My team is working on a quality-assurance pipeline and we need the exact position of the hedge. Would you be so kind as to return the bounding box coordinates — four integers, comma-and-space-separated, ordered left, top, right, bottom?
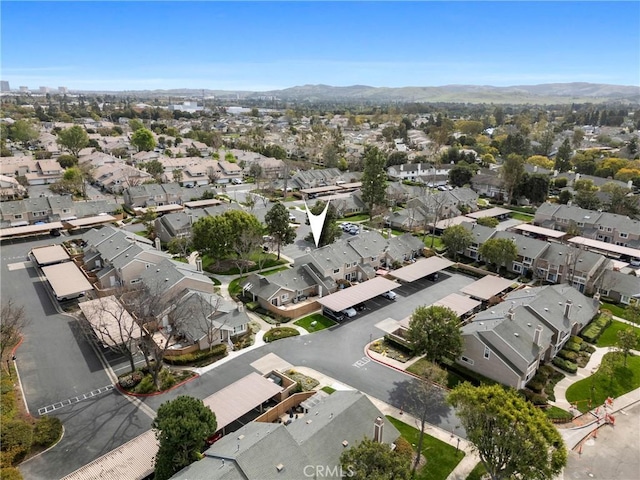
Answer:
33, 416, 63, 447
164, 344, 228, 365
580, 314, 612, 343
552, 357, 578, 374
0, 420, 33, 464
264, 327, 299, 343
564, 341, 581, 353
557, 349, 578, 361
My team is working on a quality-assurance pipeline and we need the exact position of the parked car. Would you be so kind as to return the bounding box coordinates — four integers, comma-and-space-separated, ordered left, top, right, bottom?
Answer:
341, 222, 353, 231
289, 214, 297, 222
341, 307, 357, 318
231, 178, 243, 184
323, 308, 345, 322
348, 227, 359, 235
354, 302, 366, 311
381, 290, 397, 300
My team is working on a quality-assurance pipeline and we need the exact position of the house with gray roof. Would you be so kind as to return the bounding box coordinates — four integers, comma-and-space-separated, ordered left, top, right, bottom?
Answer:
535, 243, 609, 293
470, 170, 505, 199
290, 168, 343, 189
123, 182, 184, 208
460, 284, 599, 388
169, 390, 400, 480
492, 231, 550, 277
593, 269, 640, 305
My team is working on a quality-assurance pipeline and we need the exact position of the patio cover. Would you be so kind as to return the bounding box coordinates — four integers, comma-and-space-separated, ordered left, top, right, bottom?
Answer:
183, 199, 222, 208
0, 221, 64, 238
432, 293, 481, 317
31, 245, 70, 266
42, 262, 93, 300
434, 215, 470, 231
513, 224, 566, 238
60, 430, 158, 480
79, 296, 142, 348
568, 236, 640, 259
65, 215, 117, 228
460, 275, 515, 301
465, 207, 511, 219
317, 277, 400, 312
203, 372, 283, 431
388, 257, 454, 283
134, 204, 184, 214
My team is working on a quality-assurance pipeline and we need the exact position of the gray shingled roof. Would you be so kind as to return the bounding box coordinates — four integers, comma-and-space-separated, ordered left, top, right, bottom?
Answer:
493, 231, 549, 259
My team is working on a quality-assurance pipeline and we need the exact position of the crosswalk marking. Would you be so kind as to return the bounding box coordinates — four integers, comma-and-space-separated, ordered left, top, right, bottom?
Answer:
38, 385, 115, 415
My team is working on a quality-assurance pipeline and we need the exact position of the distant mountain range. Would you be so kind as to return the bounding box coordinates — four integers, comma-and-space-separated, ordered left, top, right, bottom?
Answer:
94, 82, 640, 104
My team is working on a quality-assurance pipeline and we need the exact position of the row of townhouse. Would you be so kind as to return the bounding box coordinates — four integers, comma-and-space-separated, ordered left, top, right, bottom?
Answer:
123, 183, 185, 208
387, 163, 454, 184
534, 203, 640, 248
0, 195, 119, 227
459, 221, 611, 294
461, 284, 599, 389
153, 203, 243, 243
243, 231, 425, 311
80, 226, 249, 352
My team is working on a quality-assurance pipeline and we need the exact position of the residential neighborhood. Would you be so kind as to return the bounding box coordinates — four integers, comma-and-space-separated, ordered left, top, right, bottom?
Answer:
1, 81, 640, 480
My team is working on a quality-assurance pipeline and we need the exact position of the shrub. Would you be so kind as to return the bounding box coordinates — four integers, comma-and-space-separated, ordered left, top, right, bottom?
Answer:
246, 301, 259, 311
553, 357, 578, 373
558, 349, 578, 361
570, 336, 583, 345
164, 344, 228, 366
584, 344, 596, 354
0, 467, 23, 480
394, 437, 414, 462
0, 420, 33, 463
264, 327, 300, 343
526, 379, 545, 393
564, 341, 581, 353
522, 390, 547, 405
118, 371, 143, 389
159, 369, 177, 390
134, 375, 155, 394
32, 416, 63, 447
538, 365, 555, 378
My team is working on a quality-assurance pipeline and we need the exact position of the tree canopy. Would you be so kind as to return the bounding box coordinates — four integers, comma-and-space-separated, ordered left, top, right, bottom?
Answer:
264, 202, 296, 260
152, 395, 217, 480
441, 224, 473, 261
500, 154, 525, 204
448, 383, 567, 480
554, 138, 572, 173
448, 162, 476, 187
405, 305, 462, 363
131, 128, 156, 152
340, 437, 411, 480
57, 125, 89, 157
479, 238, 517, 274
192, 210, 263, 260
360, 145, 388, 219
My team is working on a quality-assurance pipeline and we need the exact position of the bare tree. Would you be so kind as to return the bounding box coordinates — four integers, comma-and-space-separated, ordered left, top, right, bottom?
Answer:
232, 228, 263, 280
184, 292, 228, 353
207, 166, 220, 185
1, 298, 29, 359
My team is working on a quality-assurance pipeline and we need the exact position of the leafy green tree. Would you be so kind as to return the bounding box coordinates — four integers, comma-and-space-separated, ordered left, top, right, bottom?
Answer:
448, 383, 567, 480
152, 396, 217, 480
602, 184, 639, 217
574, 189, 601, 210
131, 128, 156, 152
616, 328, 638, 367
405, 305, 463, 363
558, 190, 573, 205
322, 143, 340, 168
57, 125, 89, 157
128, 118, 144, 132
192, 210, 262, 260
340, 437, 411, 480
624, 303, 640, 325
172, 169, 183, 184
9, 119, 39, 146
265, 203, 296, 260
572, 128, 584, 149
500, 133, 530, 158
476, 216, 499, 228
448, 163, 475, 187
555, 138, 572, 173
57, 154, 78, 169
249, 163, 262, 180
500, 154, 525, 204
478, 238, 517, 274
516, 173, 550, 204
386, 151, 408, 167
144, 159, 164, 180
361, 146, 388, 220
441, 224, 473, 261
304, 201, 342, 247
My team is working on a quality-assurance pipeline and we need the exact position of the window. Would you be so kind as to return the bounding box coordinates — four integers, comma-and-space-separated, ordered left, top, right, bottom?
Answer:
484, 346, 491, 359
460, 356, 474, 365
333, 268, 340, 274
598, 288, 610, 296
130, 279, 141, 284
33, 211, 41, 217
620, 232, 628, 238
233, 325, 245, 334
621, 295, 631, 305
62, 208, 70, 214
345, 263, 351, 268
281, 293, 289, 301
513, 263, 522, 273
577, 222, 584, 227
14, 214, 22, 220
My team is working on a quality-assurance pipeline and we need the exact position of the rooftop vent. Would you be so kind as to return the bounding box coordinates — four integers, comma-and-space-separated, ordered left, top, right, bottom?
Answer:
514, 333, 519, 337
276, 464, 284, 472
237, 434, 245, 440
306, 420, 312, 424
342, 440, 349, 448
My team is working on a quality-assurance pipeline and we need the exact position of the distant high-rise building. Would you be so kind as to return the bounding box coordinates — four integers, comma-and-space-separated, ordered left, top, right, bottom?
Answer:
58, 86, 68, 94
39, 86, 49, 94
19, 86, 29, 93
0, 81, 10, 92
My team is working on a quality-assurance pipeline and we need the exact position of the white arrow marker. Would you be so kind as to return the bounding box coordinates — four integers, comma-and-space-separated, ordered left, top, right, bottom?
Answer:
304, 199, 330, 248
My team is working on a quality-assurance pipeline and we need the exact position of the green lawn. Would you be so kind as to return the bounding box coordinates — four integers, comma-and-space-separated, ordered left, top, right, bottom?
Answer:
596, 320, 640, 349
565, 353, 640, 412
601, 302, 631, 320
228, 278, 243, 297
406, 358, 466, 389
510, 212, 534, 222
387, 416, 464, 480
466, 462, 487, 480
294, 313, 336, 333
337, 214, 370, 222
422, 235, 445, 250
320, 386, 336, 394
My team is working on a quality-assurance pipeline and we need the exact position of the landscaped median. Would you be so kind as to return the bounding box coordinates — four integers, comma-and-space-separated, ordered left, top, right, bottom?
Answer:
263, 327, 300, 343
294, 313, 336, 333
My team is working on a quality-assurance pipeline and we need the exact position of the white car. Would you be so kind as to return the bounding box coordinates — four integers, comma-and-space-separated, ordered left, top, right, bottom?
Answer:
341, 307, 357, 318
381, 291, 397, 300
231, 178, 243, 185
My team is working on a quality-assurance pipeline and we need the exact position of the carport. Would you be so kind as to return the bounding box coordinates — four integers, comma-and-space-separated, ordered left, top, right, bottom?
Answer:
432, 293, 481, 318
460, 275, 515, 301
465, 207, 511, 220
203, 372, 283, 433
0, 221, 64, 240
30, 245, 70, 266
64, 215, 117, 230
42, 262, 93, 301
317, 277, 401, 312
388, 256, 454, 283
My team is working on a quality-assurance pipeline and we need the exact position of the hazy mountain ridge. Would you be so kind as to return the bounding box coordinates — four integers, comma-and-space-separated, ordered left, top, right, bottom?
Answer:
82, 82, 640, 104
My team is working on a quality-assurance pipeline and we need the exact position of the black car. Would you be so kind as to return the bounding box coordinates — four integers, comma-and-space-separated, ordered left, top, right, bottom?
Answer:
323, 308, 345, 322
354, 302, 366, 311
50, 229, 61, 237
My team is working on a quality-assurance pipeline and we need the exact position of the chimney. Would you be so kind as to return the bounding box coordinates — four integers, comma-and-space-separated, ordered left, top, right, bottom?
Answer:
373, 416, 384, 443
237, 302, 244, 312
628, 180, 633, 189
507, 307, 515, 321
564, 299, 573, 318
196, 257, 203, 272
155, 237, 161, 251
533, 325, 543, 347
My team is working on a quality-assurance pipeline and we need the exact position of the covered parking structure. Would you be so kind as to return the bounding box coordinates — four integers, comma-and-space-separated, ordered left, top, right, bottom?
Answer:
42, 262, 93, 301
432, 293, 481, 319
465, 206, 512, 221
203, 372, 284, 434
0, 221, 64, 241
388, 256, 454, 283
460, 275, 515, 301
30, 244, 70, 266
317, 277, 400, 313
512, 223, 567, 242
568, 236, 640, 262
64, 215, 117, 231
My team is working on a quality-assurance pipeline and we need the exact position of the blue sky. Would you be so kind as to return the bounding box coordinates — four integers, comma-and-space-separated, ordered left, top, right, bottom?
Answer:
2, 1, 639, 91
